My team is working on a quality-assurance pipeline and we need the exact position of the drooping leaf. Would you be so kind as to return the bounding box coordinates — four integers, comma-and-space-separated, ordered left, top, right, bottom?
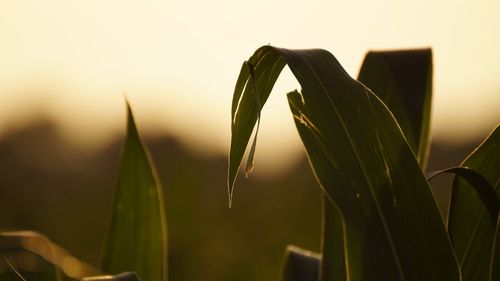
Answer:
229, 46, 460, 280
102, 102, 167, 281
358, 49, 433, 168
244, 61, 263, 177
448, 125, 500, 281
320, 48, 435, 281
282, 245, 320, 281
228, 51, 286, 205
0, 231, 99, 280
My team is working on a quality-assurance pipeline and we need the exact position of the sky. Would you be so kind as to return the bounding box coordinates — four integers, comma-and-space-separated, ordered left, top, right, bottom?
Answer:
0, 0, 499, 174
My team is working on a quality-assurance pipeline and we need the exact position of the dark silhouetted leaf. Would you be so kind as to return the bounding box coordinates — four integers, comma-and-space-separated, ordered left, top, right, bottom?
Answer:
320, 49, 434, 281
427, 166, 499, 222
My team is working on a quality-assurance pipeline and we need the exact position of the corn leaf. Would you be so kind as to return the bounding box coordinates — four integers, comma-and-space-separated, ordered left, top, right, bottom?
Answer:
448, 125, 500, 281
358, 49, 432, 168
282, 246, 320, 281
102, 102, 167, 281
320, 49, 434, 281
228, 51, 286, 205
0, 231, 99, 280
229, 46, 460, 280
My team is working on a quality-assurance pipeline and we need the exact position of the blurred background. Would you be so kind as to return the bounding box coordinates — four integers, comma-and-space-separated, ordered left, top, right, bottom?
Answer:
0, 0, 499, 280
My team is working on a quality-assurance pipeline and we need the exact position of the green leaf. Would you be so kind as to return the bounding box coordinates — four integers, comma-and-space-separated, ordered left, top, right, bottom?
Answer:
228, 51, 286, 206
229, 46, 460, 280
282, 245, 320, 281
358, 49, 433, 168
448, 125, 500, 281
320, 49, 434, 281
102, 102, 167, 281
320, 48, 435, 281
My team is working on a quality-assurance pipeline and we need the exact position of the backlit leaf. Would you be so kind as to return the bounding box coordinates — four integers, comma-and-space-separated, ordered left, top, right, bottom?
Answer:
102, 102, 167, 281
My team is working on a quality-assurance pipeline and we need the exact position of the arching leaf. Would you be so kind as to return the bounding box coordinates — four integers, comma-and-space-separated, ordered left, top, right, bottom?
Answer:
448, 125, 500, 281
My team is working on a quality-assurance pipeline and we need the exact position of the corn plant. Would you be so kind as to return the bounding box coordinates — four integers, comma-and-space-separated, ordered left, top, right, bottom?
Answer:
228, 46, 499, 281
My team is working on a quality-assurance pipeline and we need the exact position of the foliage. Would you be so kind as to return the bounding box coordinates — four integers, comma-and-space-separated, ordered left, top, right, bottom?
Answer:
228, 46, 499, 281
0, 44, 497, 281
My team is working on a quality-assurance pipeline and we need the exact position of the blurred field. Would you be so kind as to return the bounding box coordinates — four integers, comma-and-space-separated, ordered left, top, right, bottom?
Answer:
0, 116, 487, 280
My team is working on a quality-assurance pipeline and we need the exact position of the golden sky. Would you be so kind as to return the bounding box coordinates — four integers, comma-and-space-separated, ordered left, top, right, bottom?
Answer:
0, 0, 499, 173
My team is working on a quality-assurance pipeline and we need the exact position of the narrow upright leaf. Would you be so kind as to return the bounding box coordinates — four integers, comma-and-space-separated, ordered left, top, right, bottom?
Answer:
448, 125, 500, 281
229, 46, 460, 280
358, 49, 433, 168
102, 102, 167, 281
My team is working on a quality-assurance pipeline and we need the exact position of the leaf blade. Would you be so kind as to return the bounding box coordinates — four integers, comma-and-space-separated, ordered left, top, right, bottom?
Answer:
102, 102, 167, 281
228, 51, 286, 205
283, 47, 459, 280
